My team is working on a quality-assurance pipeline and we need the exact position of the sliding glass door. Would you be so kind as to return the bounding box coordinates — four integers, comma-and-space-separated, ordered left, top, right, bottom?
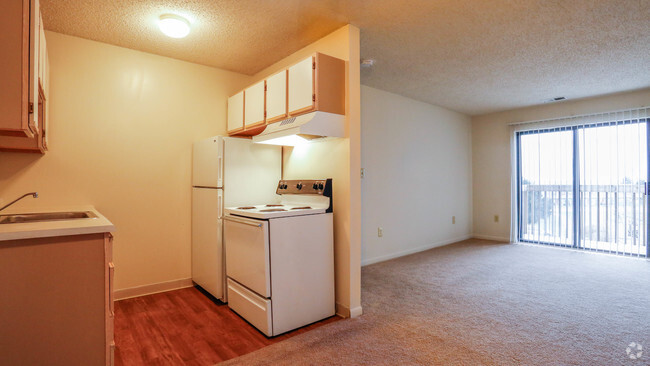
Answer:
519, 129, 574, 247
517, 118, 648, 257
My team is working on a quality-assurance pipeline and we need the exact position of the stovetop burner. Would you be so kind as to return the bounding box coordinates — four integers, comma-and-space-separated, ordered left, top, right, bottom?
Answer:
225, 179, 332, 219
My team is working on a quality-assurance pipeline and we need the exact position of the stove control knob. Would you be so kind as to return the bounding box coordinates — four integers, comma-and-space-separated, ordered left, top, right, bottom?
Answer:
296, 183, 303, 190
318, 183, 324, 190
312, 183, 318, 190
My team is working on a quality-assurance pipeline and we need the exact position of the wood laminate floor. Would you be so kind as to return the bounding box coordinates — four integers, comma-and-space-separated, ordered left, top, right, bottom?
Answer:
114, 286, 341, 366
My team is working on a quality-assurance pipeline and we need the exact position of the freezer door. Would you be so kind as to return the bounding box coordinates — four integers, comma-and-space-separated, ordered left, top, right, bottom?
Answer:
191, 187, 224, 300
224, 215, 271, 298
222, 137, 281, 207
193, 136, 223, 188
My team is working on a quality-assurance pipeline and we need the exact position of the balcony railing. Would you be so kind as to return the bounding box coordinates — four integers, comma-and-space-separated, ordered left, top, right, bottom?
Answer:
520, 184, 648, 257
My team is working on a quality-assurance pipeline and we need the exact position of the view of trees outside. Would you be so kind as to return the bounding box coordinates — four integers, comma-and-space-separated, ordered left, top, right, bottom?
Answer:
519, 122, 647, 256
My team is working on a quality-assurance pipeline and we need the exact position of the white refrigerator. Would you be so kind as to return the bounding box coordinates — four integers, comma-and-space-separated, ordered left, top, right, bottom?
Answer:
192, 136, 281, 302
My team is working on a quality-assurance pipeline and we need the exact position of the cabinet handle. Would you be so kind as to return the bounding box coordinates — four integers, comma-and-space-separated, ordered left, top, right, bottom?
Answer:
108, 262, 115, 316
223, 215, 263, 227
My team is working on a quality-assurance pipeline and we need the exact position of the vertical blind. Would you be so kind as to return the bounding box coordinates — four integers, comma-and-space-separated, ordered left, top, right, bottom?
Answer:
510, 107, 649, 257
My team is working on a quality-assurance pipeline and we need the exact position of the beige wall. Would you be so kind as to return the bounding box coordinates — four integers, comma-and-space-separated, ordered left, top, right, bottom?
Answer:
0, 32, 252, 292
252, 25, 362, 317
472, 88, 650, 240
360, 86, 472, 264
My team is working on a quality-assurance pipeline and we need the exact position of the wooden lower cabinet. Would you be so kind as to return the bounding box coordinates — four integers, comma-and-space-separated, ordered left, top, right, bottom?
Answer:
0, 232, 114, 366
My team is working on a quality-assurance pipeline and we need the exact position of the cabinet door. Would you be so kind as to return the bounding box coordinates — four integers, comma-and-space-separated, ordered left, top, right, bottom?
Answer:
265, 70, 287, 123
227, 91, 244, 133
104, 233, 114, 366
0, 234, 108, 366
244, 80, 265, 128
288, 56, 315, 115
38, 12, 46, 86
28, 0, 40, 133
0, 0, 31, 136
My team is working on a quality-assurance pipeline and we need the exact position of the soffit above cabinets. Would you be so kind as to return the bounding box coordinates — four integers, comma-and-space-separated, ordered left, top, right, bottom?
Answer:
39, 0, 650, 116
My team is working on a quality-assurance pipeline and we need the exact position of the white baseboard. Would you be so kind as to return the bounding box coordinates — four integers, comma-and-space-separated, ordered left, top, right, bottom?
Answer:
361, 234, 472, 266
349, 306, 363, 318
472, 234, 511, 243
114, 278, 194, 301
336, 301, 363, 319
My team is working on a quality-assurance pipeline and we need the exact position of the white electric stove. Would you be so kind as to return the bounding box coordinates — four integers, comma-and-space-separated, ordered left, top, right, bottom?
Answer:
223, 179, 335, 337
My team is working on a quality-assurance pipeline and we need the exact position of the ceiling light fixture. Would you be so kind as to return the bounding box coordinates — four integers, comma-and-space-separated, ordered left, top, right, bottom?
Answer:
158, 14, 191, 38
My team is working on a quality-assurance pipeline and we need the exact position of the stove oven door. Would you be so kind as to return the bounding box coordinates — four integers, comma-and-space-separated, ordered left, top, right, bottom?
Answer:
223, 215, 271, 298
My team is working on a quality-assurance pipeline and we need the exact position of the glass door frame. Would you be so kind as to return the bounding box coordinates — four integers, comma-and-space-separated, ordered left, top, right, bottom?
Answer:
516, 118, 649, 257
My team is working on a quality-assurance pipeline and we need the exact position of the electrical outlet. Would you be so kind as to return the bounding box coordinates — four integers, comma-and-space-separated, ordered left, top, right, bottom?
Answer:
377, 227, 383, 237
452, 216, 456, 224
494, 215, 499, 223
360, 168, 365, 179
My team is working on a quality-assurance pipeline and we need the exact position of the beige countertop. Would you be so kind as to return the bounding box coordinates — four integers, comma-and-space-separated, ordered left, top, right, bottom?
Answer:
0, 206, 115, 241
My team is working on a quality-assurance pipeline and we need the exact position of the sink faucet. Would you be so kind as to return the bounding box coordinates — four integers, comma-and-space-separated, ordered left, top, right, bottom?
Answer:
0, 192, 38, 212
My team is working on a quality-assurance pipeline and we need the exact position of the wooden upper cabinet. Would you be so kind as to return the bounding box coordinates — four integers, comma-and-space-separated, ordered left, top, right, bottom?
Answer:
227, 91, 244, 133
244, 80, 265, 128
0, 0, 32, 138
288, 53, 345, 117
0, 0, 49, 153
266, 70, 288, 123
227, 52, 344, 137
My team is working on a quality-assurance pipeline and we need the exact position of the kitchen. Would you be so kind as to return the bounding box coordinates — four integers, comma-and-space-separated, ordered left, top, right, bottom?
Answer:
2, 1, 648, 365
0, 2, 362, 364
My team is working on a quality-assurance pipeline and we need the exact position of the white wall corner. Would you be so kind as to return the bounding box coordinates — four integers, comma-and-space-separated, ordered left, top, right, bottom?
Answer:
349, 306, 363, 318
335, 302, 363, 319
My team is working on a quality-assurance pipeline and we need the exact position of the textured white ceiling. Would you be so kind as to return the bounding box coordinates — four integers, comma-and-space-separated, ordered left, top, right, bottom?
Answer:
40, 0, 650, 115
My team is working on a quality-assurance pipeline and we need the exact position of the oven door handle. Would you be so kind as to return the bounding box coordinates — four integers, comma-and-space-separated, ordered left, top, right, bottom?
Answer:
223, 215, 263, 228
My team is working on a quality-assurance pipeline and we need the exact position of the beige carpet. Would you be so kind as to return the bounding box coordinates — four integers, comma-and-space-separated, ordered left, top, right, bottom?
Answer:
220, 239, 650, 365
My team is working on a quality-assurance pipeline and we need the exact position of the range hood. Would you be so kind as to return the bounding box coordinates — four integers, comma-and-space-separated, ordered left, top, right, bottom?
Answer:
252, 111, 345, 146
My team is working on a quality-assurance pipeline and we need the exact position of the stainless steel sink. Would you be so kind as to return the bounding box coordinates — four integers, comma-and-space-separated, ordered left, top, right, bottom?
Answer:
0, 211, 98, 224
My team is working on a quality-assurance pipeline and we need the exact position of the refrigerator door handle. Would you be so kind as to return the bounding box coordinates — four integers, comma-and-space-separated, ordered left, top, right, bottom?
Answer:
218, 191, 223, 219
218, 156, 223, 187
